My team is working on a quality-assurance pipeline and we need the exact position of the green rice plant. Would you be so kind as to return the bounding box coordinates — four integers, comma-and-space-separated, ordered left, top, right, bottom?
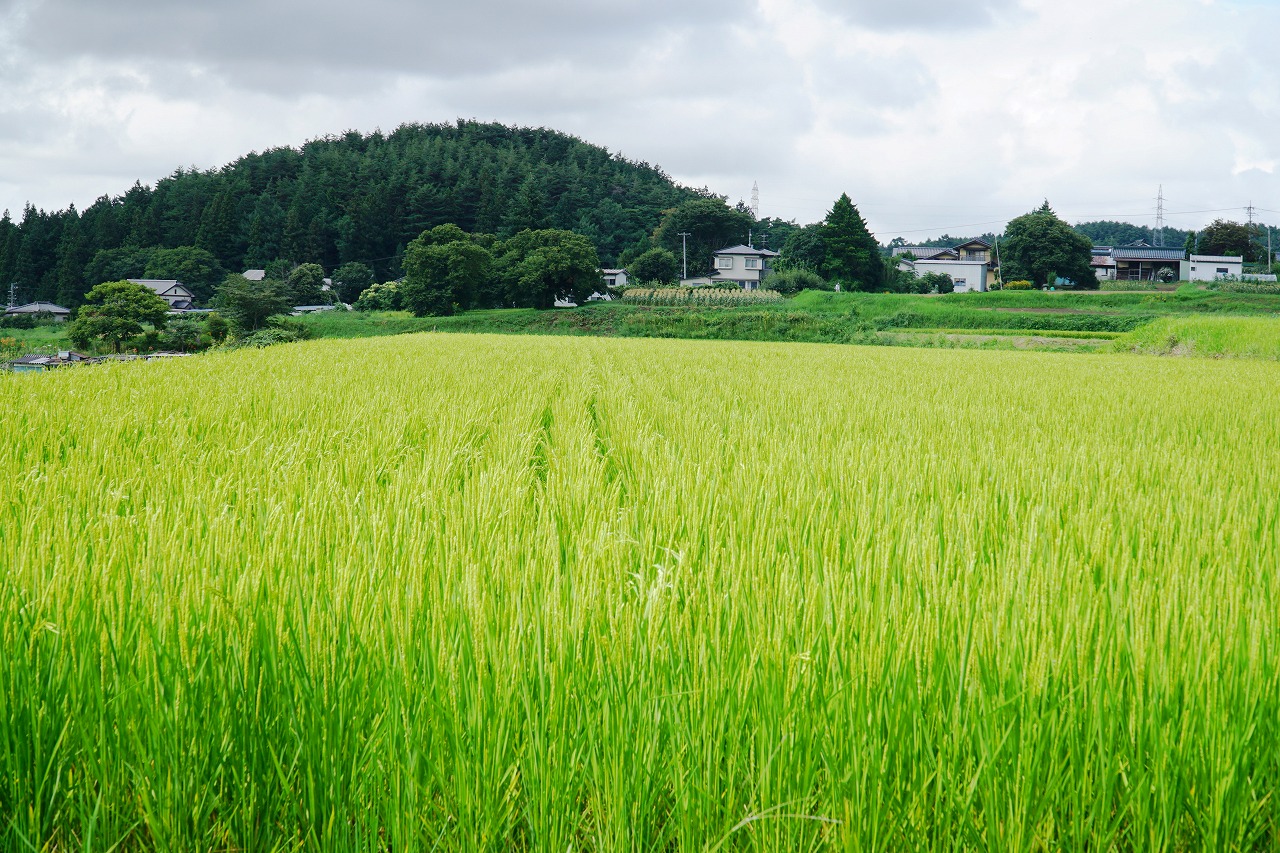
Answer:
1, 334, 1278, 850
1116, 315, 1280, 359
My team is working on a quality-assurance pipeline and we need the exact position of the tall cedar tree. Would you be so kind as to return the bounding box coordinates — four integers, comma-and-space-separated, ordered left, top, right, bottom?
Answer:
821, 194, 884, 291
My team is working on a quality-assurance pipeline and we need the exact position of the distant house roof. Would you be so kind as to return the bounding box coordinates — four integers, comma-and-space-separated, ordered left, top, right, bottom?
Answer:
243, 269, 267, 281
601, 268, 626, 275
953, 238, 992, 250
6, 351, 93, 368
5, 301, 70, 315
893, 246, 963, 260
714, 244, 780, 257
1189, 254, 1243, 263
128, 279, 195, 298
1111, 247, 1184, 261
1090, 255, 1116, 267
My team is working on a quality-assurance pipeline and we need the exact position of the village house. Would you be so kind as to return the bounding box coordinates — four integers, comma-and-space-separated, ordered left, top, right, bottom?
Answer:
5, 351, 95, 372
4, 301, 71, 322
892, 239, 997, 291
681, 245, 779, 289
128, 279, 197, 311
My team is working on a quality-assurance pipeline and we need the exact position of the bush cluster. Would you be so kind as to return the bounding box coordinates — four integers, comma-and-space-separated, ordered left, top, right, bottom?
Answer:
1003, 280, 1035, 290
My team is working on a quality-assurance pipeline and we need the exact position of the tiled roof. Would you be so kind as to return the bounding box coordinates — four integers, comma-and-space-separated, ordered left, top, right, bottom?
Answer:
1189, 254, 1243, 263
1111, 247, 1184, 261
5, 301, 70, 314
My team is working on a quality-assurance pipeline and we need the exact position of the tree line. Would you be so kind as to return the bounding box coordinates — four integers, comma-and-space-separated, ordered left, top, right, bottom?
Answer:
0, 121, 710, 308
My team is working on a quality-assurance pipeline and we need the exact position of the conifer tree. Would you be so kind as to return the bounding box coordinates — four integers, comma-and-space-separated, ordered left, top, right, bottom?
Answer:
821, 193, 884, 291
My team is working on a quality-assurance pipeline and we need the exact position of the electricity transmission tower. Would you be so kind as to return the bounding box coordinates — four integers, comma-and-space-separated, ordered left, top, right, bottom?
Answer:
1154, 186, 1165, 247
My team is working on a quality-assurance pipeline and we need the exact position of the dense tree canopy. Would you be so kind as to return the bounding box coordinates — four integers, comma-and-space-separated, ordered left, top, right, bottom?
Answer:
652, 199, 753, 279
213, 274, 290, 333
627, 248, 678, 285
401, 226, 494, 316
821, 194, 884, 291
66, 280, 170, 352
495, 229, 602, 309
0, 121, 707, 308
1071, 220, 1190, 250
1000, 202, 1097, 288
1196, 219, 1262, 261
780, 224, 826, 272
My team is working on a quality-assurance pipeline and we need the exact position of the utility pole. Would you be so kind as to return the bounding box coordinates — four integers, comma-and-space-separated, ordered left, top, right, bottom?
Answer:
6, 281, 16, 310
678, 231, 691, 280
1155, 185, 1165, 247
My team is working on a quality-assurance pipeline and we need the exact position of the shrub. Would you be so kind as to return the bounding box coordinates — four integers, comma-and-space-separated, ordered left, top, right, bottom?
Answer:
1004, 280, 1034, 290
762, 269, 828, 295
354, 281, 402, 311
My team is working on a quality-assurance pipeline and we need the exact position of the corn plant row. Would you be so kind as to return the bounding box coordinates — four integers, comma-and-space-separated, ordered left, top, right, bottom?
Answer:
1, 334, 1278, 851
622, 287, 783, 306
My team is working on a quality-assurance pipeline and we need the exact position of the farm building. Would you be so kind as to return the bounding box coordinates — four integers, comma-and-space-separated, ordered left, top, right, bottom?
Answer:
1187, 254, 1244, 281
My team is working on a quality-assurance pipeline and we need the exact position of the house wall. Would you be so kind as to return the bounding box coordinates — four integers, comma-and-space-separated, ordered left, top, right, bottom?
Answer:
712, 254, 771, 289
1187, 256, 1243, 281
913, 259, 989, 292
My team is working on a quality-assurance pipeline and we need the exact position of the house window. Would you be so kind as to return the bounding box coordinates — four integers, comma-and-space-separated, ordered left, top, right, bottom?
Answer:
716, 257, 733, 269
745, 258, 759, 269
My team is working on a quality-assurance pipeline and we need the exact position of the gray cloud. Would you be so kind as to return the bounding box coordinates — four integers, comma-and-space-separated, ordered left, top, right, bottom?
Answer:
808, 0, 1022, 31
17, 0, 741, 87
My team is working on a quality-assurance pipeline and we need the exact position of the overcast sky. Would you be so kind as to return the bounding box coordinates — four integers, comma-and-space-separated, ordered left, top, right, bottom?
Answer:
2, 0, 1278, 239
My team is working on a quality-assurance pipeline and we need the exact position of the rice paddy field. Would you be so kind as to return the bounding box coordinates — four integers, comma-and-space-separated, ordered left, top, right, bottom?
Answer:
2, 333, 1278, 851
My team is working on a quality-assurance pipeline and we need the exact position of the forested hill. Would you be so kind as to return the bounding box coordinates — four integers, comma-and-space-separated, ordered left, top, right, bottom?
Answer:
0, 121, 709, 306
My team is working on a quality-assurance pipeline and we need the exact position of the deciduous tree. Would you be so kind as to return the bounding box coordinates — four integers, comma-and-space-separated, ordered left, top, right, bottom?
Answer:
627, 248, 678, 285
66, 280, 170, 352
494, 229, 601, 309
330, 261, 375, 304
652, 199, 753, 277
1000, 201, 1097, 289
1197, 219, 1261, 261
400, 225, 494, 316
213, 274, 290, 333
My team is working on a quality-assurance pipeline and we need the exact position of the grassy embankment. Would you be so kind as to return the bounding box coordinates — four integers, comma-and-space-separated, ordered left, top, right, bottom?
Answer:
3, 334, 1278, 850
300, 286, 1280, 357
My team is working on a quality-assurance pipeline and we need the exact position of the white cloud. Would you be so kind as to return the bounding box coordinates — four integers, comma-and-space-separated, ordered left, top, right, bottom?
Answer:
1, 0, 1277, 236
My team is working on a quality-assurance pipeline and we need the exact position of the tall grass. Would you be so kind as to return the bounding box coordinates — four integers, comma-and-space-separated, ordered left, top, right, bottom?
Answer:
2, 335, 1278, 850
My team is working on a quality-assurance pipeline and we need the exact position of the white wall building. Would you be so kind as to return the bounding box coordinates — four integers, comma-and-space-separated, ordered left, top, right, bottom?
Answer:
912, 259, 989, 292
1187, 254, 1243, 281
681, 245, 779, 289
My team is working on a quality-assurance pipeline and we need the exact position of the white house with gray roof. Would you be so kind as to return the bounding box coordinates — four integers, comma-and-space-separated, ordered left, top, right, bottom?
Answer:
681, 244, 780, 289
